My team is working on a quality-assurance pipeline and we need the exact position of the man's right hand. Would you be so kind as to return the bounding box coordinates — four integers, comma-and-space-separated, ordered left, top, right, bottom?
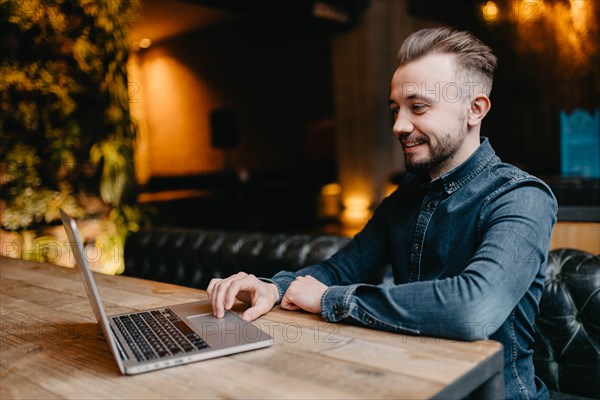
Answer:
207, 272, 279, 321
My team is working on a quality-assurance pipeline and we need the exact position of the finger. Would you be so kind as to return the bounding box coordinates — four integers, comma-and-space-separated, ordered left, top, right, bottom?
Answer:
280, 293, 300, 311
224, 279, 243, 310
211, 279, 230, 318
280, 300, 300, 311
224, 274, 257, 310
206, 278, 223, 299
241, 298, 271, 321
213, 273, 249, 318
212, 278, 234, 318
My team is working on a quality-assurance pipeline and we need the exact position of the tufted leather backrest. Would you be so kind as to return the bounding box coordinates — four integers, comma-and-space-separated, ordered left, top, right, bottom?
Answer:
124, 228, 351, 290
533, 249, 600, 398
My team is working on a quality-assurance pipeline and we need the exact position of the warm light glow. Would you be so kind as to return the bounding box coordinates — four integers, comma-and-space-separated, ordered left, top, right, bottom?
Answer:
343, 196, 370, 211
127, 52, 151, 185
139, 38, 152, 49
318, 183, 343, 219
321, 183, 342, 196
482, 1, 500, 22
562, 0, 595, 63
384, 183, 398, 197
134, 51, 225, 177
342, 207, 370, 218
509, 0, 597, 68
340, 194, 372, 228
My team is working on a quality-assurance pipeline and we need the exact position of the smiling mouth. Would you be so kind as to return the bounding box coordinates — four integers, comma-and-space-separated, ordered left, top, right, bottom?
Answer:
403, 141, 424, 148
401, 138, 428, 150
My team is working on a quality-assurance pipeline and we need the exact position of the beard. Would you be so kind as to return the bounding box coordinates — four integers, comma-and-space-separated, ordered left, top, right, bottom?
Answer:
403, 129, 467, 176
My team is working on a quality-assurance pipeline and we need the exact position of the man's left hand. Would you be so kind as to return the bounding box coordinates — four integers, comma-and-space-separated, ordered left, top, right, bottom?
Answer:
280, 275, 328, 314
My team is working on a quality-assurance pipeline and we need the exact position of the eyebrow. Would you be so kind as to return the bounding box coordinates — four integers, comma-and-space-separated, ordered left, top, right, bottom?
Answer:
406, 93, 433, 102
388, 93, 434, 106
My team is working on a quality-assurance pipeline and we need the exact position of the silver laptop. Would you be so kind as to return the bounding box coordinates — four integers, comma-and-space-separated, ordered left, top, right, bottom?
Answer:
60, 209, 272, 375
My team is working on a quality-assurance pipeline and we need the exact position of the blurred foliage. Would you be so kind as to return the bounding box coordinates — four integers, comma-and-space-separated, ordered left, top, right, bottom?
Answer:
0, 0, 142, 274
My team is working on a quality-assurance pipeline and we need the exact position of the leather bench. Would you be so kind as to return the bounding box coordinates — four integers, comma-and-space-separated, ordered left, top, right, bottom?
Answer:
124, 229, 599, 399
123, 228, 352, 290
533, 248, 599, 399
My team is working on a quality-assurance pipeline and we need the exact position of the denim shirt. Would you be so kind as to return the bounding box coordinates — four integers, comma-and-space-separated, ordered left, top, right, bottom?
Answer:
270, 138, 557, 400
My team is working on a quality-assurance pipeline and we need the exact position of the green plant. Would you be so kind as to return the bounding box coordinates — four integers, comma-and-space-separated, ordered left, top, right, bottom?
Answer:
1, 0, 143, 274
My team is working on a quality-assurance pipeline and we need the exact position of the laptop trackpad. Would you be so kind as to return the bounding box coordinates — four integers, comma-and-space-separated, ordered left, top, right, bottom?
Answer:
187, 313, 267, 348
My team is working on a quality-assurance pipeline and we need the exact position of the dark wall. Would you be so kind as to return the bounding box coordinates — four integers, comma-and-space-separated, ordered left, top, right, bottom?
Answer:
409, 0, 600, 176
141, 18, 338, 230
160, 18, 336, 173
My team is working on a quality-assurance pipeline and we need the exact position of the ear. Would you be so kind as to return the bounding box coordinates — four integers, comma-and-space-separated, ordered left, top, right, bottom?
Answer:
467, 94, 491, 127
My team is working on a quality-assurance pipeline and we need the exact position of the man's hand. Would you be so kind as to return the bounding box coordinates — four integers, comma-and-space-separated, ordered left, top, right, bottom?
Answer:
207, 272, 279, 321
280, 275, 328, 314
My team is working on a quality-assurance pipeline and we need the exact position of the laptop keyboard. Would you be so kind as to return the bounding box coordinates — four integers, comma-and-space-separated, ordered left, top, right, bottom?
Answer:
113, 308, 209, 362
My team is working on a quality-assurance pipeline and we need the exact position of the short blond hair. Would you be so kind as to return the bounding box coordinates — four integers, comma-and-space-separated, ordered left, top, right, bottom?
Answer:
398, 27, 497, 97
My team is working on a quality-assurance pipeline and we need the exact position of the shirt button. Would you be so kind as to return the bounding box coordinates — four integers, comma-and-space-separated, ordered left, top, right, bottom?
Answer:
414, 243, 420, 250
428, 201, 434, 209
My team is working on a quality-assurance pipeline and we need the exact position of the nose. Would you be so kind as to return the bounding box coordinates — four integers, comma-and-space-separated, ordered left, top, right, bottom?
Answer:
392, 109, 414, 139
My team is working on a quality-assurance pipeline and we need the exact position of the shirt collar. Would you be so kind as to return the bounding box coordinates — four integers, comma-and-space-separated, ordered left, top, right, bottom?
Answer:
417, 137, 496, 194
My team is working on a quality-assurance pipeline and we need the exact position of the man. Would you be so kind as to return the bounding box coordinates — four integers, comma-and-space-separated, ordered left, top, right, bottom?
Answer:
208, 27, 557, 399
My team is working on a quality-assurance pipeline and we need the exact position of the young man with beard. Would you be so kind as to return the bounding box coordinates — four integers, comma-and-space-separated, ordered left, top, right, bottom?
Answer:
208, 27, 557, 399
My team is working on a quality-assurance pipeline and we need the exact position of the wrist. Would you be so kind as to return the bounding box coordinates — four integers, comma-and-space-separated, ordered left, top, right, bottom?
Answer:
257, 277, 283, 305
267, 283, 279, 305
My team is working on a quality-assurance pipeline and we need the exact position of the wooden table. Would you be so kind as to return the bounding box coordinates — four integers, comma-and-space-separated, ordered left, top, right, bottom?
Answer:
1, 257, 504, 399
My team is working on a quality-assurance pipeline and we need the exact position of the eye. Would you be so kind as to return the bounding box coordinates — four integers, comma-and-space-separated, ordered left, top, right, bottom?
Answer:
412, 103, 427, 113
390, 107, 399, 117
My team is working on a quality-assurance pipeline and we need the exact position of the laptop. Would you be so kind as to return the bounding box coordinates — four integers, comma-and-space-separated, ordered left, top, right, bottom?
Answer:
60, 209, 273, 375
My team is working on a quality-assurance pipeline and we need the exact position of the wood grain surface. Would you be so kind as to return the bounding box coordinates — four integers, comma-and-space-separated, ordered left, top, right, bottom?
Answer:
0, 257, 503, 399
